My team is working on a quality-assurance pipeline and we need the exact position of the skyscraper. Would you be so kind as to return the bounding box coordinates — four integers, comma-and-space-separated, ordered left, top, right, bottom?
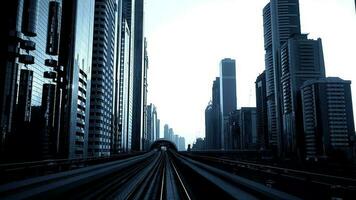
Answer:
156, 119, 160, 139
255, 71, 268, 150
301, 77, 355, 161
88, 0, 117, 157
142, 38, 149, 151
219, 58, 237, 150
263, 0, 302, 155
205, 102, 214, 150
113, 0, 134, 153
263, 2, 278, 152
178, 136, 185, 151
280, 34, 326, 158
164, 124, 169, 140
131, 0, 145, 151
145, 103, 157, 150
57, 0, 94, 159
212, 77, 221, 150
271, 0, 301, 156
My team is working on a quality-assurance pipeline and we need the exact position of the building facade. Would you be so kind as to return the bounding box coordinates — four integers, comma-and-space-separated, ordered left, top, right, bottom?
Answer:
131, 0, 145, 151
263, 3, 278, 152
0, 0, 63, 161
255, 71, 268, 150
280, 34, 326, 158
145, 103, 158, 150
205, 102, 214, 150
57, 0, 94, 159
219, 58, 237, 150
240, 107, 257, 150
301, 77, 355, 161
88, 0, 117, 157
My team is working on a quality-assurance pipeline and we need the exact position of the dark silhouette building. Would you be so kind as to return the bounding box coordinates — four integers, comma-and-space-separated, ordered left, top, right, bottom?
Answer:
131, 0, 145, 151
255, 71, 268, 150
264, 0, 302, 156
0, 0, 62, 161
263, 2, 278, 152
212, 78, 222, 150
240, 108, 257, 150
280, 34, 326, 158
228, 110, 241, 149
220, 58, 237, 150
205, 102, 214, 150
301, 77, 355, 161
88, 0, 117, 157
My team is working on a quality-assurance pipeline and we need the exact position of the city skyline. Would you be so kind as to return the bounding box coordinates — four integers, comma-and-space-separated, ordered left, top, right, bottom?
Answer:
145, 0, 356, 146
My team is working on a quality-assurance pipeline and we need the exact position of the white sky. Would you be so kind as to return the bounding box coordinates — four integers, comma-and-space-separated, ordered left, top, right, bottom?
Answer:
144, 0, 356, 147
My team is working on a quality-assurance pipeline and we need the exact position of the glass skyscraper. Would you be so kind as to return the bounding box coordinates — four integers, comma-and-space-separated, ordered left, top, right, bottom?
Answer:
57, 0, 94, 159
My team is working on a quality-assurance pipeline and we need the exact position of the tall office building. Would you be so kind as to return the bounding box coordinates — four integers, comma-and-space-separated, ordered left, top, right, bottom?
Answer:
145, 103, 157, 150
0, 0, 62, 161
88, 0, 117, 157
164, 124, 169, 140
173, 134, 179, 147
156, 119, 160, 139
212, 77, 221, 149
131, 0, 145, 151
56, 0, 94, 159
301, 77, 355, 161
280, 34, 326, 158
271, 0, 301, 155
168, 128, 174, 142
255, 71, 268, 150
205, 102, 214, 150
263, 0, 301, 155
113, 0, 134, 153
263, 3, 278, 151
142, 38, 149, 151
219, 58, 237, 150
178, 136, 185, 151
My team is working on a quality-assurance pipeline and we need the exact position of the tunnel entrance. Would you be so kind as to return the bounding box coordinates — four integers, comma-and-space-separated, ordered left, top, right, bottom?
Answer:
150, 139, 178, 151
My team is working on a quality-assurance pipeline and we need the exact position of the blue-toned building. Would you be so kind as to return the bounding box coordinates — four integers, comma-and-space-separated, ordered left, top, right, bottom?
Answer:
88, 0, 117, 157
219, 58, 237, 150
57, 0, 94, 159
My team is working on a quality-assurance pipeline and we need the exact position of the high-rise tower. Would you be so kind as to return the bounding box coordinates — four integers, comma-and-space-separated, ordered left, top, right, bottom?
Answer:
280, 34, 326, 158
57, 0, 94, 159
88, 0, 117, 157
131, 0, 145, 151
219, 58, 237, 150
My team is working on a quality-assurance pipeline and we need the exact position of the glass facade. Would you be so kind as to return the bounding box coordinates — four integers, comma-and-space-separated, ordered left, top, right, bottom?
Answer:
58, 0, 94, 159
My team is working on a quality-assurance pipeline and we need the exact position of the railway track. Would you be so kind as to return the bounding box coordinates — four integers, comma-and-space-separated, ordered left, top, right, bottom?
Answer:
0, 148, 317, 199
181, 153, 356, 199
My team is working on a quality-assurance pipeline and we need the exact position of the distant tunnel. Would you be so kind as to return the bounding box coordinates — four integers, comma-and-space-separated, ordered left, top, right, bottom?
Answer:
150, 139, 178, 151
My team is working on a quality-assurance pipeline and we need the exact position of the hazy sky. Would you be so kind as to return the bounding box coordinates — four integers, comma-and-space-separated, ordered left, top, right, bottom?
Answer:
144, 0, 356, 146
